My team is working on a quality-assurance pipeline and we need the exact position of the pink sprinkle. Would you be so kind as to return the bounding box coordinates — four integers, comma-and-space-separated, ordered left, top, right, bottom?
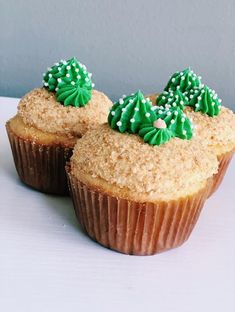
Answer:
153, 118, 166, 129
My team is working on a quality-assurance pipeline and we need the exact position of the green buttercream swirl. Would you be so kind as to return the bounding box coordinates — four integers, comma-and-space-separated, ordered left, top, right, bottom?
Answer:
43, 57, 93, 92
139, 123, 173, 146
187, 86, 221, 117
164, 68, 201, 93
157, 90, 188, 110
153, 106, 193, 139
56, 82, 91, 107
108, 91, 156, 133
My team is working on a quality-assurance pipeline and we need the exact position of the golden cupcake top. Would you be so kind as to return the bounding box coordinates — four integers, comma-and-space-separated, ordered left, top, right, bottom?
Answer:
17, 57, 112, 137
70, 124, 218, 201
18, 87, 112, 137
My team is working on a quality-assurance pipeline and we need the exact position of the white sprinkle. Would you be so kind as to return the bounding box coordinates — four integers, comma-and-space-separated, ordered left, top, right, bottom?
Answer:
117, 121, 122, 127
181, 117, 185, 122
119, 99, 124, 104
92, 83, 95, 88
172, 102, 176, 107
43, 73, 46, 77
183, 130, 187, 135
44, 82, 48, 86
55, 87, 58, 91
180, 100, 184, 105
71, 81, 75, 85
145, 112, 150, 117
72, 63, 76, 67
161, 96, 166, 100
158, 110, 163, 114
122, 108, 126, 112
55, 62, 59, 66
63, 61, 67, 65
198, 96, 202, 100
111, 111, 115, 116
134, 107, 139, 111
66, 65, 71, 70
49, 73, 52, 78
57, 78, 62, 83
77, 75, 81, 79
219, 99, 222, 103
175, 95, 179, 98
190, 94, 193, 99
75, 68, 79, 72
177, 86, 180, 89
181, 76, 185, 80
172, 78, 176, 82
66, 73, 70, 77
195, 103, 200, 107
146, 97, 150, 101
212, 102, 215, 106
174, 111, 178, 116
167, 111, 171, 116
151, 106, 157, 111
213, 95, 217, 100
188, 81, 191, 85
171, 119, 175, 124
88, 73, 92, 78
85, 77, 89, 82
58, 67, 61, 71
130, 118, 135, 123
141, 99, 146, 104
129, 99, 134, 103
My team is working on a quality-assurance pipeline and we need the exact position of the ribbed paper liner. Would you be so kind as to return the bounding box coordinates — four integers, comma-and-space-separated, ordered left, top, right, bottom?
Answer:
6, 124, 73, 195
209, 150, 234, 197
67, 168, 212, 255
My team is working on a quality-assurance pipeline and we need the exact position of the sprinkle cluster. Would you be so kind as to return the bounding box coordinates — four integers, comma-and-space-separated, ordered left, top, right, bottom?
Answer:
43, 57, 94, 107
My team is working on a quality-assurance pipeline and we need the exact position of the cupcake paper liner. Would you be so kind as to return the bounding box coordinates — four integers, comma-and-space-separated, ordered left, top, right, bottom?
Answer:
209, 150, 234, 197
67, 167, 212, 255
6, 124, 73, 195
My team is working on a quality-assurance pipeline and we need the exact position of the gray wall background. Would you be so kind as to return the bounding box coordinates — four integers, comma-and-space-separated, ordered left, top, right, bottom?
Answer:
0, 0, 235, 109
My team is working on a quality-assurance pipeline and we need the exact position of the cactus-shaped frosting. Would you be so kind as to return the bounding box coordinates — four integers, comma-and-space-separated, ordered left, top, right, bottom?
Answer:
139, 118, 173, 146
56, 82, 91, 107
108, 91, 156, 133
154, 106, 193, 139
164, 68, 202, 93
157, 89, 188, 110
187, 86, 221, 117
43, 57, 93, 92
42, 57, 94, 107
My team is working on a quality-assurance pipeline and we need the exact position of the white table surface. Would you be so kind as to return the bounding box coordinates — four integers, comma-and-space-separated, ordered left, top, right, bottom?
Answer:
0, 96, 234, 312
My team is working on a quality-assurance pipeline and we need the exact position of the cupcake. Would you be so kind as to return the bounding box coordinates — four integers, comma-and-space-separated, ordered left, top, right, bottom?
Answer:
67, 90, 218, 255
6, 57, 112, 195
150, 68, 235, 196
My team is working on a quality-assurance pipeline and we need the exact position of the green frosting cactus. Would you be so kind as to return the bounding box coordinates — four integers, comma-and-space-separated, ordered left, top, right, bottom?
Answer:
139, 119, 173, 146
187, 86, 221, 117
154, 106, 193, 140
164, 68, 201, 93
157, 89, 188, 110
42, 57, 93, 107
108, 91, 156, 133
56, 82, 91, 107
43, 57, 93, 92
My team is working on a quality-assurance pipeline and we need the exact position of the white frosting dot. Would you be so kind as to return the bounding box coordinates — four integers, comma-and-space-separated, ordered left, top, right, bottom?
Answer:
119, 99, 124, 104
75, 68, 79, 72
170, 119, 175, 124
117, 121, 122, 127
57, 78, 62, 83
122, 108, 126, 112
92, 83, 95, 88
44, 82, 48, 86
48, 73, 52, 78
66, 73, 70, 77
183, 130, 187, 135
134, 107, 139, 111
174, 111, 178, 116
172, 102, 176, 107
145, 112, 150, 117
141, 99, 146, 104
66, 65, 71, 70
180, 100, 184, 105
167, 111, 171, 116
111, 111, 115, 116
71, 81, 75, 85
181, 117, 185, 122
130, 118, 135, 123
195, 103, 200, 107
158, 110, 163, 114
